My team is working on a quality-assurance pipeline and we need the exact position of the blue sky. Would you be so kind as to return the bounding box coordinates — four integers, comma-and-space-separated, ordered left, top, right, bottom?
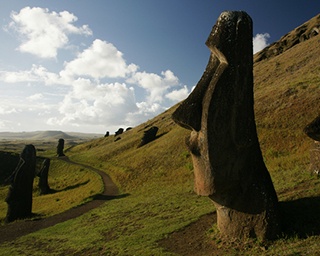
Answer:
0, 1, 319, 134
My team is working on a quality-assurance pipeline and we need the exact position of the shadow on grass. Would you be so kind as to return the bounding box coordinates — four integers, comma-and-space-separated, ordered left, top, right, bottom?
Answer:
279, 196, 320, 238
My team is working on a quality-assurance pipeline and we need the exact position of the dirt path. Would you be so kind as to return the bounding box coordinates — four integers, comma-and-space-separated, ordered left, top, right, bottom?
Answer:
0, 156, 120, 244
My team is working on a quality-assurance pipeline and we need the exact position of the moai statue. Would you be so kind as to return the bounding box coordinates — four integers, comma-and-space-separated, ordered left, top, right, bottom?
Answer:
56, 138, 65, 157
5, 144, 36, 222
172, 11, 280, 241
138, 126, 159, 147
304, 114, 320, 176
104, 131, 110, 137
38, 158, 51, 195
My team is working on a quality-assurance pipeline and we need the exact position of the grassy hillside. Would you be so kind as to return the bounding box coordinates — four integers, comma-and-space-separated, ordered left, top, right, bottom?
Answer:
0, 19, 320, 255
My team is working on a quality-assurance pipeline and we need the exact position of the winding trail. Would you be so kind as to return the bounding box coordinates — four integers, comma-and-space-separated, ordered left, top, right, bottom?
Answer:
0, 156, 120, 244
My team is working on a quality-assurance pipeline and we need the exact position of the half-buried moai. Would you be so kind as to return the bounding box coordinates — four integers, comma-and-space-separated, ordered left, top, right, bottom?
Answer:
57, 138, 65, 157
38, 158, 51, 195
172, 11, 281, 241
5, 144, 36, 223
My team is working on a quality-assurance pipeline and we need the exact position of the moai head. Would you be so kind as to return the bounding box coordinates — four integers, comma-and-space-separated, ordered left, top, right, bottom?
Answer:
172, 11, 255, 196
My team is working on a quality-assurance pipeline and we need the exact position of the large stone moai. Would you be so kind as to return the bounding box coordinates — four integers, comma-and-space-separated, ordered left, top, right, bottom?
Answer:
5, 144, 36, 223
304, 115, 320, 176
38, 158, 51, 195
172, 11, 281, 241
57, 138, 65, 157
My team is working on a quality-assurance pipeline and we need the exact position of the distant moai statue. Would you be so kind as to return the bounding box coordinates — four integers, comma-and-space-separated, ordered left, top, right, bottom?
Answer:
304, 114, 320, 176
56, 138, 65, 157
138, 126, 159, 147
172, 11, 280, 241
5, 144, 36, 222
104, 131, 110, 137
38, 158, 51, 195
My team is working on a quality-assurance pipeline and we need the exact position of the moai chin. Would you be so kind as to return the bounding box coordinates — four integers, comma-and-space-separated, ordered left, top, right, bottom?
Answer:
5, 144, 36, 222
172, 11, 281, 241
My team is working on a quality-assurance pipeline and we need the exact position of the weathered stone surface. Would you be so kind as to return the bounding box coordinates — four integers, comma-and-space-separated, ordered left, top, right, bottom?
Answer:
304, 114, 320, 141
56, 138, 65, 157
138, 126, 158, 147
38, 158, 51, 195
5, 144, 36, 222
172, 11, 280, 241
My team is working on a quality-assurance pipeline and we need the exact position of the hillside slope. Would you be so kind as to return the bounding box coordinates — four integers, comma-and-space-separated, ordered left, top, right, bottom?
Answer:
68, 25, 319, 198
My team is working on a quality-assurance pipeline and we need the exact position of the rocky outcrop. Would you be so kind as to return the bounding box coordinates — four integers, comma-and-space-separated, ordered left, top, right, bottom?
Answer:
172, 11, 280, 241
254, 14, 320, 62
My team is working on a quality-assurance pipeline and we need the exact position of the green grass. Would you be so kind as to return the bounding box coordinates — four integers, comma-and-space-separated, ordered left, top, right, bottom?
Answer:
0, 180, 213, 255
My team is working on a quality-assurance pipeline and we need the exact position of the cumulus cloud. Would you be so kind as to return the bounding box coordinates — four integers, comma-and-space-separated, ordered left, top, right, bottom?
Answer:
8, 7, 92, 58
48, 79, 138, 128
61, 39, 138, 79
165, 85, 189, 102
253, 33, 270, 54
0, 65, 61, 85
127, 70, 180, 103
0, 106, 18, 115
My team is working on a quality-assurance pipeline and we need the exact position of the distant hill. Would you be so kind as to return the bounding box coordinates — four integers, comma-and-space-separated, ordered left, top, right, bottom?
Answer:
0, 131, 103, 141
254, 13, 320, 62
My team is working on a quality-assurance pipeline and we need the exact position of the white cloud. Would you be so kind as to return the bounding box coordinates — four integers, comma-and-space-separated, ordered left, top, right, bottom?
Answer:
0, 7, 190, 133
0, 65, 61, 85
48, 79, 138, 128
0, 106, 18, 115
8, 7, 92, 58
165, 85, 189, 102
253, 33, 270, 54
61, 39, 138, 80
27, 93, 43, 101
127, 69, 180, 103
